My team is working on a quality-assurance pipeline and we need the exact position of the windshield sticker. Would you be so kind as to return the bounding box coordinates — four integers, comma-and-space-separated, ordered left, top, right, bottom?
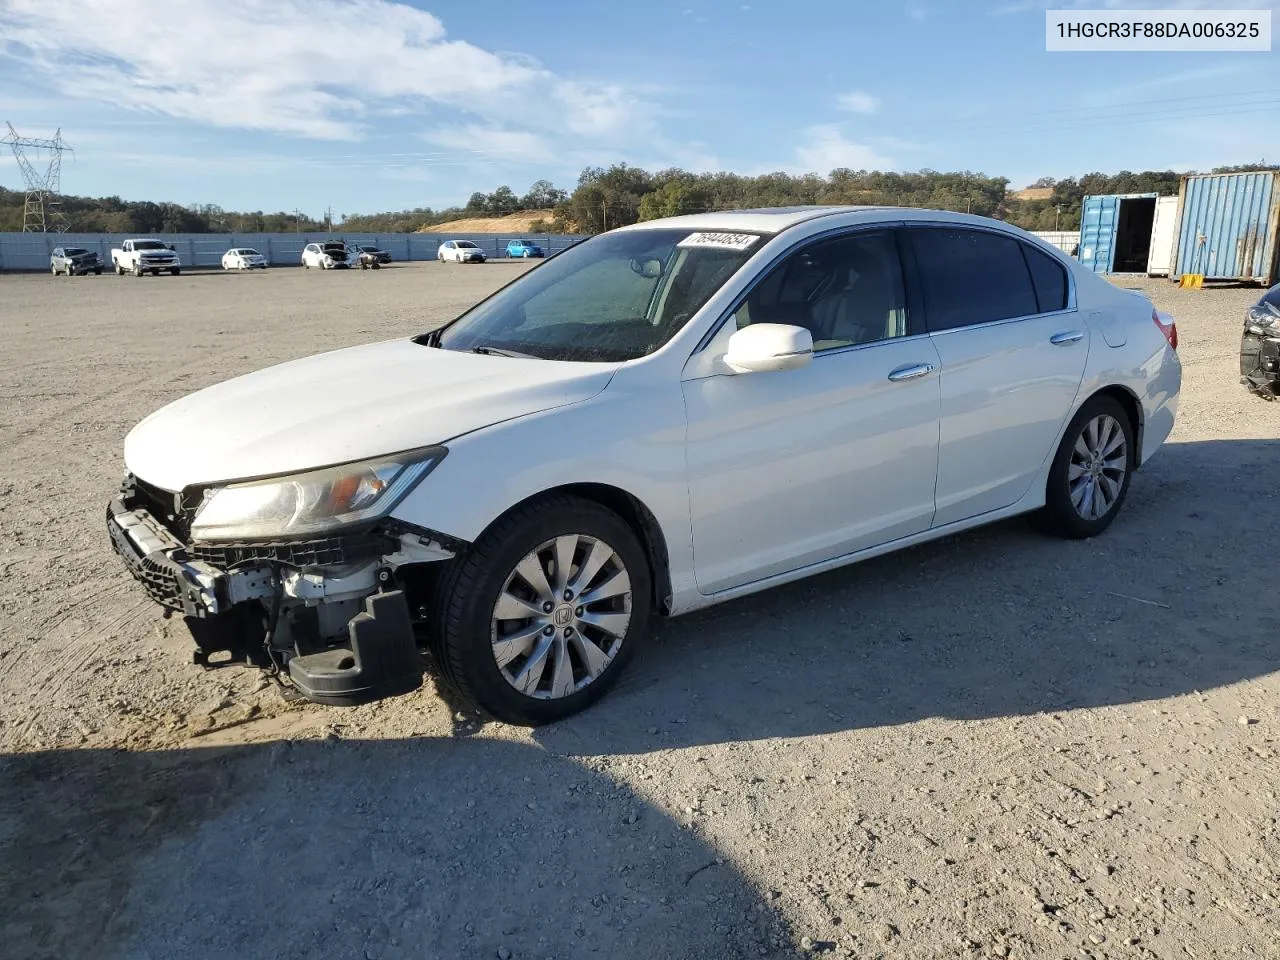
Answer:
677, 232, 760, 251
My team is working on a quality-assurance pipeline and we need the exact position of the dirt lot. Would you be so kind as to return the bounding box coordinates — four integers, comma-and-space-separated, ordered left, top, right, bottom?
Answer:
1, 263, 1278, 960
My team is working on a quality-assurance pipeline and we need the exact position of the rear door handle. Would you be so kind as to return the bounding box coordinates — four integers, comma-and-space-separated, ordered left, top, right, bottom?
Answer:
887, 362, 936, 382
1050, 330, 1084, 345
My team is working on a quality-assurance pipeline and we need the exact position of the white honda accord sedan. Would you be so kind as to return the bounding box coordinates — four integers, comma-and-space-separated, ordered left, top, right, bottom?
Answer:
107, 206, 1180, 724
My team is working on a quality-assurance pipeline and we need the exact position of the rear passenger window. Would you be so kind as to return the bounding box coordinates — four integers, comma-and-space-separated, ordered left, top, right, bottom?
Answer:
912, 228, 1038, 331
1022, 244, 1068, 313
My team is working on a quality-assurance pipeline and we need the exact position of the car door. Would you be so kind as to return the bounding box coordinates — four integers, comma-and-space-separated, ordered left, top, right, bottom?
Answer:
905, 225, 1088, 526
682, 228, 942, 595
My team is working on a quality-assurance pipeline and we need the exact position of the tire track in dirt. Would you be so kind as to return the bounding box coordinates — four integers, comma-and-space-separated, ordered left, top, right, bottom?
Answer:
13, 595, 152, 745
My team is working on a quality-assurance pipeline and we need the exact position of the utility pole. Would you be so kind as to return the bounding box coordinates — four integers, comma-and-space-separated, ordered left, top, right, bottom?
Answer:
2, 123, 72, 232
294, 209, 301, 232
1054, 204, 1062, 232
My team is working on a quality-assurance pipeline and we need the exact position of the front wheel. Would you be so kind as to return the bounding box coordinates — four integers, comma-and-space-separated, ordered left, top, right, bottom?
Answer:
429, 496, 651, 725
115, 263, 124, 275
51, 264, 59, 276
170, 268, 180, 276
1039, 395, 1135, 539
94, 268, 102, 275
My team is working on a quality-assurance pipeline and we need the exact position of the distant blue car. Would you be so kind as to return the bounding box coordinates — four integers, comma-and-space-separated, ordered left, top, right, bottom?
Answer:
505, 239, 544, 259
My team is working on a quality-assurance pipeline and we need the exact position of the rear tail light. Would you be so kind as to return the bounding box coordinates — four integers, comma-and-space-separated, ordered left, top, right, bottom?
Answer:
1153, 309, 1177, 351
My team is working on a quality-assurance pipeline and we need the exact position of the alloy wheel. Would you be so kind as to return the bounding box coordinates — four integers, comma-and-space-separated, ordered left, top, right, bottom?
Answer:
489, 533, 633, 700
1068, 413, 1128, 521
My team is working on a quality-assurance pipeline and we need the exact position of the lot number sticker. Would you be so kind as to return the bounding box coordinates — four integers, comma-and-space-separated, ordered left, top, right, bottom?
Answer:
677, 232, 760, 251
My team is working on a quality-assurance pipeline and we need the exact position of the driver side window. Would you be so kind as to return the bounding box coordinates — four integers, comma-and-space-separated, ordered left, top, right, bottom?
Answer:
735, 231, 908, 351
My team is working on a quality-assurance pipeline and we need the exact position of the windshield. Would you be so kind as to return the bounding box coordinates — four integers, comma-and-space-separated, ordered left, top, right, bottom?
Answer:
456, 241, 478, 249
134, 241, 167, 251
64, 248, 89, 256
433, 228, 761, 362
240, 249, 259, 256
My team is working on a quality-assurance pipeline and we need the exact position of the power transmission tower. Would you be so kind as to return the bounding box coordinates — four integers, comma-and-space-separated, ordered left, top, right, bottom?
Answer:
2, 123, 73, 233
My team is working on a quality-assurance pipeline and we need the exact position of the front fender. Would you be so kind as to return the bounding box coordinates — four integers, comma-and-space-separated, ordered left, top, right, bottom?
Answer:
388, 382, 695, 601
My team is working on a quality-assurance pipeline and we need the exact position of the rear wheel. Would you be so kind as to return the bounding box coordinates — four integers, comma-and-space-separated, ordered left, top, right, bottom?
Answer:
51, 264, 59, 275
1040, 395, 1135, 539
94, 268, 102, 275
115, 263, 124, 275
170, 268, 180, 276
429, 496, 651, 725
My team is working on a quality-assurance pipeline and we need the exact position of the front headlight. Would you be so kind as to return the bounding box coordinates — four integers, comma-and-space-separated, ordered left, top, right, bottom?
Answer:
190, 447, 446, 542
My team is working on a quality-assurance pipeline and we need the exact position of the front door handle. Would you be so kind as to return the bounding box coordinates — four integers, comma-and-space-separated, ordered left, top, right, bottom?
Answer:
1050, 330, 1084, 345
887, 362, 936, 382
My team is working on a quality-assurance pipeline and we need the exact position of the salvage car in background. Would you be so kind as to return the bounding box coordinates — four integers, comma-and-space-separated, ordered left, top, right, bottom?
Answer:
221, 248, 268, 270
301, 241, 351, 269
50, 246, 103, 276
353, 243, 392, 265
107, 207, 1181, 725
437, 239, 487, 263
1241, 282, 1280, 399
506, 239, 544, 258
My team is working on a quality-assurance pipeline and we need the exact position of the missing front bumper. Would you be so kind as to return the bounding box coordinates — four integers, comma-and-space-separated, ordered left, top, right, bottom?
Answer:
105, 495, 445, 704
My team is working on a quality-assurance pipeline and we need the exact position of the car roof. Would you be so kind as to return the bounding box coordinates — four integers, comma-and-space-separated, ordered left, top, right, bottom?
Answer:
613, 205, 1034, 237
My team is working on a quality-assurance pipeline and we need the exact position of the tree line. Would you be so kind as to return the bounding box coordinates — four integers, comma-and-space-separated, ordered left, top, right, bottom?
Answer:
1, 163, 1270, 235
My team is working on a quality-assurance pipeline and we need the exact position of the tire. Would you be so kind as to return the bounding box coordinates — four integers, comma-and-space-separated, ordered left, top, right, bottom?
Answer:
51, 264, 59, 275
115, 263, 124, 276
429, 496, 651, 725
170, 268, 180, 276
134, 265, 143, 277
1039, 395, 1135, 539
94, 268, 102, 275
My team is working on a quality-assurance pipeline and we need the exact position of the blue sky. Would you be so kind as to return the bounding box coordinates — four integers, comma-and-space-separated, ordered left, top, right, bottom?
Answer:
1, 0, 1277, 217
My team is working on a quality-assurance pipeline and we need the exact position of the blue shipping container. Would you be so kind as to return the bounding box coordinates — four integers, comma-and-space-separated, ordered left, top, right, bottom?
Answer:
1078, 193, 1159, 274
1172, 171, 1280, 284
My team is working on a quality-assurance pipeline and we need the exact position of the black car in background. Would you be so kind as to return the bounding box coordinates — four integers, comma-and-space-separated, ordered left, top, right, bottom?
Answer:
50, 246, 103, 276
1241, 282, 1280, 399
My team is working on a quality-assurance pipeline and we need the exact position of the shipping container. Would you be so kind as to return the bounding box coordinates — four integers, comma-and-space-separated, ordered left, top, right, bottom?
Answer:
1146, 195, 1179, 277
1077, 193, 1159, 274
1171, 170, 1280, 285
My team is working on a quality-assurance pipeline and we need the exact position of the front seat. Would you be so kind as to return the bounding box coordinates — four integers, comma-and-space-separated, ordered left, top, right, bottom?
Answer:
807, 248, 895, 346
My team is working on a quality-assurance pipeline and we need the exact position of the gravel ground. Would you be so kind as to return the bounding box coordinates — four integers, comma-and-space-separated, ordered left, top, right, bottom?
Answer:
1, 264, 1278, 960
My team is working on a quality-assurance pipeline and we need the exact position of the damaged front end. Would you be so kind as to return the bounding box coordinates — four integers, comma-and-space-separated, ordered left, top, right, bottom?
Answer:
107, 468, 462, 706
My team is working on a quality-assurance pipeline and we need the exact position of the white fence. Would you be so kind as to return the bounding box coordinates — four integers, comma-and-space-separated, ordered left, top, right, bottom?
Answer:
1030, 230, 1080, 256
0, 231, 588, 271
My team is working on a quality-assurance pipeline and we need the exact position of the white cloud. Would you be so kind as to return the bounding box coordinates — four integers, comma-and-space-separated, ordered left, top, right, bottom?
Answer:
424, 126, 556, 164
0, 0, 654, 147
907, 4, 928, 20
792, 125, 894, 174
835, 91, 880, 115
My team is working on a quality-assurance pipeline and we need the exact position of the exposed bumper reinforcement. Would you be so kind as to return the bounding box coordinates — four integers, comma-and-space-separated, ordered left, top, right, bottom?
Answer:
287, 590, 423, 706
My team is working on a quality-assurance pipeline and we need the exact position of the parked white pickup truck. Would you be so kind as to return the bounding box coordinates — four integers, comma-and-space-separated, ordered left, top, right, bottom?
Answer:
112, 239, 182, 277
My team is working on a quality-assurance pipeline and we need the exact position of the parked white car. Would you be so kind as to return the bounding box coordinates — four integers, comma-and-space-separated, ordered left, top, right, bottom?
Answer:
108, 207, 1180, 724
437, 239, 487, 263
221, 248, 268, 270
301, 241, 351, 269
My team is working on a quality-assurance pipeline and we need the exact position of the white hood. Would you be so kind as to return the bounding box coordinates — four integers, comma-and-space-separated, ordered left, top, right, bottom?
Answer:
124, 339, 617, 491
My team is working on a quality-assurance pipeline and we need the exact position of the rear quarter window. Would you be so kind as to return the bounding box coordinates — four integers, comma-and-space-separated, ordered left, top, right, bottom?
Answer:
1022, 244, 1069, 313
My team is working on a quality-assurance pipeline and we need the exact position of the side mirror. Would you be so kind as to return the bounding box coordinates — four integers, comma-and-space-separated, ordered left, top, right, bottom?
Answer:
630, 257, 663, 279
723, 323, 813, 373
